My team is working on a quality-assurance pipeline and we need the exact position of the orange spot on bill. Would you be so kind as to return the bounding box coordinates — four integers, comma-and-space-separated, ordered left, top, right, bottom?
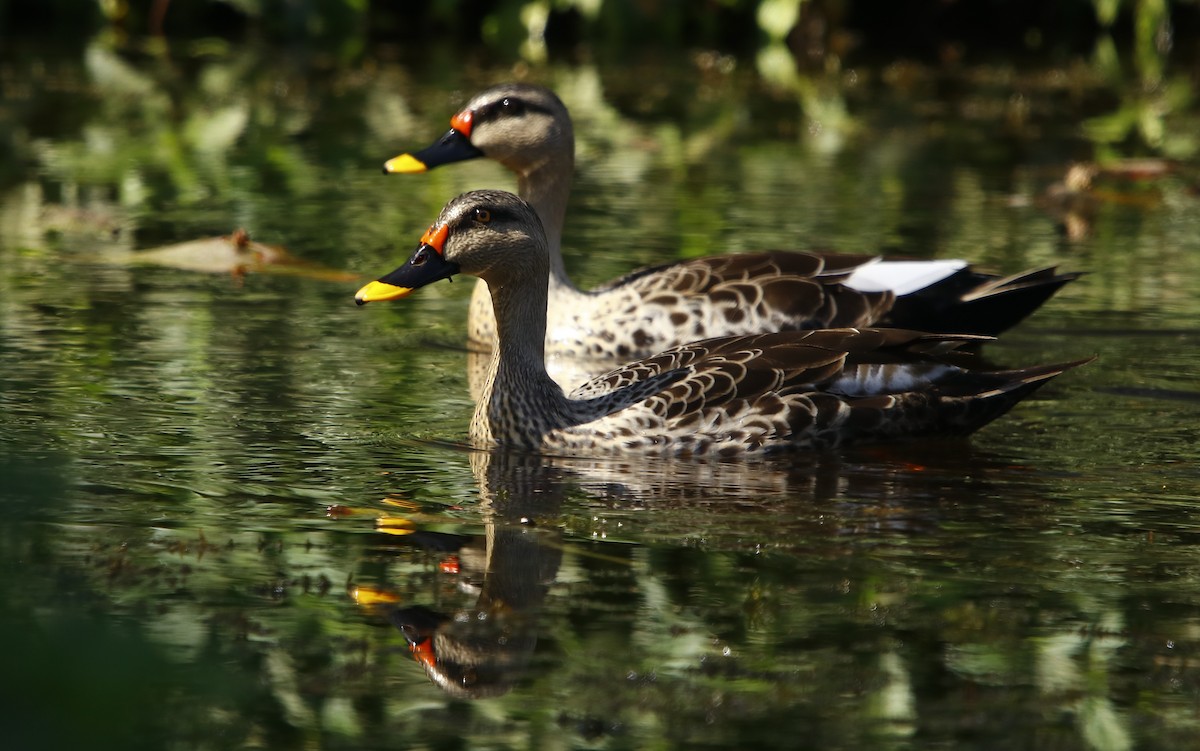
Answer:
410, 638, 437, 669
450, 109, 474, 137
419, 223, 449, 253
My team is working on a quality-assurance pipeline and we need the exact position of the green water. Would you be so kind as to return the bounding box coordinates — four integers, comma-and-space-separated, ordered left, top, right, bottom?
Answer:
2, 38, 1200, 751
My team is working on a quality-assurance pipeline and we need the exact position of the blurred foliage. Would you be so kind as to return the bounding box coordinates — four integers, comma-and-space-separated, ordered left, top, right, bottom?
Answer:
0, 0, 1197, 58
1083, 0, 1197, 159
1, 0, 1196, 171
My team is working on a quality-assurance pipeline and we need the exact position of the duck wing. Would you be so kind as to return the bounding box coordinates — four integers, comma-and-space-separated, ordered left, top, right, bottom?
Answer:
569, 329, 984, 401
593, 251, 895, 332
592, 253, 1080, 340
565, 329, 1091, 455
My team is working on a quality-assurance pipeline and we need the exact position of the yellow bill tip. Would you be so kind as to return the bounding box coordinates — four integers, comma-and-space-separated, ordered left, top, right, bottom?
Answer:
375, 516, 417, 537
351, 585, 401, 607
383, 153, 428, 174
355, 280, 412, 305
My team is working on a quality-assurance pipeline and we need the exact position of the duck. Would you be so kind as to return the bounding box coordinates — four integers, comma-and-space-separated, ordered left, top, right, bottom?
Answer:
355, 190, 1090, 458
384, 83, 1080, 375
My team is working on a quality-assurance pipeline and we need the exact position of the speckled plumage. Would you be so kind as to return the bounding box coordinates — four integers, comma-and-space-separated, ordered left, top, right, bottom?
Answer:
386, 83, 1079, 389
356, 191, 1090, 457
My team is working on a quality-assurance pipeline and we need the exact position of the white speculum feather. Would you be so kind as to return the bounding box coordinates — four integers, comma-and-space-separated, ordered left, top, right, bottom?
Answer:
831, 363, 955, 397
844, 260, 967, 295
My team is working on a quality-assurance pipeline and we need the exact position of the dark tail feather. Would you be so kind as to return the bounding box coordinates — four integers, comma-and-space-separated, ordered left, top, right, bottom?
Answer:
883, 266, 1083, 337
941, 356, 1096, 434
838, 357, 1094, 446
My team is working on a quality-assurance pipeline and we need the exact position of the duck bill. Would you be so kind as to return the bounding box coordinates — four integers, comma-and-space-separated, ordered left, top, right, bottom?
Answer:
383, 128, 484, 173
355, 243, 460, 305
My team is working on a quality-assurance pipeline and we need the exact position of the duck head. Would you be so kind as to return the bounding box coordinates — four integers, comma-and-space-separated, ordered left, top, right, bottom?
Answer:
383, 84, 572, 177
355, 190, 547, 304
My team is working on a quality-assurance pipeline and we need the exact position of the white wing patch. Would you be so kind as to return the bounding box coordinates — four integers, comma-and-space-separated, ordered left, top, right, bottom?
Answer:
831, 363, 955, 396
844, 260, 968, 296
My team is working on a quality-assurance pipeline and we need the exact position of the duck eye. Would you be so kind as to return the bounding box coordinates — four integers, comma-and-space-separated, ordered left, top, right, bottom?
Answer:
411, 247, 427, 266
473, 208, 492, 224
500, 97, 523, 115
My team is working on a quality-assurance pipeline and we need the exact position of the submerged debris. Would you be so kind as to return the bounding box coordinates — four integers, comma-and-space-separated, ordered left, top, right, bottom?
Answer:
111, 228, 360, 281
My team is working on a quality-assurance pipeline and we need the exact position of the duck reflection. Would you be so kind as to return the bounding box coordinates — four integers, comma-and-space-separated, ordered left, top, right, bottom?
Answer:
549, 438, 1031, 523
358, 437, 1049, 700
1038, 163, 1099, 242
372, 449, 567, 699
1037, 158, 1184, 242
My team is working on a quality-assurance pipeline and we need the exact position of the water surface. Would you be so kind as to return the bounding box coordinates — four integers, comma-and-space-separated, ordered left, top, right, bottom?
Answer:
2, 38, 1200, 750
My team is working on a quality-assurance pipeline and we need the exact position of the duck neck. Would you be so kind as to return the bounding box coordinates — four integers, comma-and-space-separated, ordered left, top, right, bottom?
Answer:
490, 274, 553, 376
472, 270, 577, 448
515, 150, 578, 299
